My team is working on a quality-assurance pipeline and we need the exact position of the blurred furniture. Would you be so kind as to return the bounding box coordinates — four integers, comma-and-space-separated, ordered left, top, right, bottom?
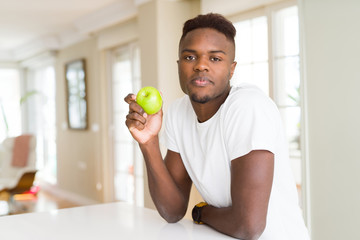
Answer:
0, 135, 37, 200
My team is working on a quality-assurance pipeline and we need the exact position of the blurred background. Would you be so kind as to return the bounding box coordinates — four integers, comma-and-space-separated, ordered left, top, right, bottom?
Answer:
0, 0, 359, 239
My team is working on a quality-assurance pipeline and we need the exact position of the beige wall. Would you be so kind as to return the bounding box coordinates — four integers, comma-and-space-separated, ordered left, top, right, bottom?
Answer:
56, 38, 103, 203
300, 0, 360, 239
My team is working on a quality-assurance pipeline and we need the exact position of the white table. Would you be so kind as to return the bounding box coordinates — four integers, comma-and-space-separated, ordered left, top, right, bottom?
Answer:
0, 202, 234, 239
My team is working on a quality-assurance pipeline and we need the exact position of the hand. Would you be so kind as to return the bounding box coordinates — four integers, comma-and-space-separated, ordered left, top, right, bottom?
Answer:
124, 93, 163, 144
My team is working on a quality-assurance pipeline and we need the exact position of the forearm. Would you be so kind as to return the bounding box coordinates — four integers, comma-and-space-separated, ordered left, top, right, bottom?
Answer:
200, 151, 273, 239
140, 137, 188, 222
201, 205, 265, 240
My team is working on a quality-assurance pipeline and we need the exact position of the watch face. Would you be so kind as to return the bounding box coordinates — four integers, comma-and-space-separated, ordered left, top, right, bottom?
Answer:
192, 202, 207, 224
192, 206, 201, 223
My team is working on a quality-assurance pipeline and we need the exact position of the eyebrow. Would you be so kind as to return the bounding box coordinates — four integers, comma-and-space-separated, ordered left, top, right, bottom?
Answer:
181, 48, 227, 55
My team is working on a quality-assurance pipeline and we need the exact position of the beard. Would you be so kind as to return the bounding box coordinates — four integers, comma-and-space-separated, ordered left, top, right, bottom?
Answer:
190, 93, 211, 104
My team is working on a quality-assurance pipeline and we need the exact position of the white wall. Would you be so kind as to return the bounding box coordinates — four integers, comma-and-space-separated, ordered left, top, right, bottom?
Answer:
300, 0, 360, 239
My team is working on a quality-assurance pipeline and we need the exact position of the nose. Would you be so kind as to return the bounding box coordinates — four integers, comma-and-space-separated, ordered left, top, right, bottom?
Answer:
194, 56, 209, 72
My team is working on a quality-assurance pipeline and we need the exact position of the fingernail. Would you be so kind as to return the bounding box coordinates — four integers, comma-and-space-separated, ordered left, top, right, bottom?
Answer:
143, 113, 148, 118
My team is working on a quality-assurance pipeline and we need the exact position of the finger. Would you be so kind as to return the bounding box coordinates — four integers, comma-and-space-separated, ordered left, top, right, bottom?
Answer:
125, 116, 145, 131
126, 111, 146, 125
124, 93, 136, 104
129, 101, 146, 117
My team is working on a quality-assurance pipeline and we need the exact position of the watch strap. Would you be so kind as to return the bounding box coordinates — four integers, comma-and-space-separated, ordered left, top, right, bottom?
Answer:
192, 202, 208, 224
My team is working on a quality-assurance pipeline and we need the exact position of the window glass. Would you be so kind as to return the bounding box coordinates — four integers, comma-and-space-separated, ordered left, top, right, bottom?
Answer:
274, 6, 299, 57
111, 43, 143, 206
232, 16, 269, 95
0, 68, 21, 141
25, 66, 57, 183
274, 56, 300, 106
273, 6, 302, 191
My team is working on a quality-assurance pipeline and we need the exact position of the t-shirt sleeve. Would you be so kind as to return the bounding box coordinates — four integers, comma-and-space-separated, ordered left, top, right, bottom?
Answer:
223, 92, 281, 161
164, 102, 179, 153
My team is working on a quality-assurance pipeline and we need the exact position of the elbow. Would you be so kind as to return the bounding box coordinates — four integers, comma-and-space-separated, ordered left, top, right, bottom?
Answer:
164, 215, 183, 223
232, 220, 266, 240
153, 199, 188, 224
157, 206, 186, 224
161, 212, 184, 223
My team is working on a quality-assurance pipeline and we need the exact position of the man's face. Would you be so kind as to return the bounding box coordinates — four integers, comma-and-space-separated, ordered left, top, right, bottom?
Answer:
177, 28, 237, 104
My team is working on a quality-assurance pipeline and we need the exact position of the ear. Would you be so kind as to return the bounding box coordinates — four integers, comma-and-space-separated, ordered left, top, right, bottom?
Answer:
229, 61, 237, 79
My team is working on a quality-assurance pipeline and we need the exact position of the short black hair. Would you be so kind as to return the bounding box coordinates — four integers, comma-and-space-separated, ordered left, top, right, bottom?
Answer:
180, 13, 236, 44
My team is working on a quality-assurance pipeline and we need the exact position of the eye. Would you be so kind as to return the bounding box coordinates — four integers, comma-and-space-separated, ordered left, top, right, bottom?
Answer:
184, 55, 196, 61
210, 57, 222, 62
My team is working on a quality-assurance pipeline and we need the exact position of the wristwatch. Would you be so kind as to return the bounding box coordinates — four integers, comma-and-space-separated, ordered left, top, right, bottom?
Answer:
192, 202, 208, 224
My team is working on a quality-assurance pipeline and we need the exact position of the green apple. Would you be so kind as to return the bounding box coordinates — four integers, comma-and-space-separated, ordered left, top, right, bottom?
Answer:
136, 86, 162, 115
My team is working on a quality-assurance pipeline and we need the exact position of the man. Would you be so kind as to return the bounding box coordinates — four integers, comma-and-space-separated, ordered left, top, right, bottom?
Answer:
124, 13, 310, 240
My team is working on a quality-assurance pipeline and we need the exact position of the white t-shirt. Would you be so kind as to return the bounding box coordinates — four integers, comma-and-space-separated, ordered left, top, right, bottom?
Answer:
165, 83, 310, 240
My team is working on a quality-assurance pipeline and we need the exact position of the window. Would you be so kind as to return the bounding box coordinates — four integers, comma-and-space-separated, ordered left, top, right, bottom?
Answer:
0, 65, 56, 183
109, 43, 143, 207
272, 6, 302, 194
0, 68, 21, 142
24, 66, 57, 184
232, 16, 269, 95
232, 4, 303, 203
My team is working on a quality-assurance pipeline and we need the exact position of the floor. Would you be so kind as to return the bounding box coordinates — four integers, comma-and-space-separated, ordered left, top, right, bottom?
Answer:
0, 189, 80, 216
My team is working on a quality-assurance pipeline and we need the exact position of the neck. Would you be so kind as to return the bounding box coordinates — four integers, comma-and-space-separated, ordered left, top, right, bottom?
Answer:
190, 88, 230, 123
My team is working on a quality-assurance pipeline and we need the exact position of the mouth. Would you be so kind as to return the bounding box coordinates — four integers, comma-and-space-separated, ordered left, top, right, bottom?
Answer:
190, 76, 213, 87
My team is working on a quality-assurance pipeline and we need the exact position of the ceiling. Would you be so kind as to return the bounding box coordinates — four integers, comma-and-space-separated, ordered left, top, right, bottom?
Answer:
0, 0, 278, 62
0, 0, 138, 62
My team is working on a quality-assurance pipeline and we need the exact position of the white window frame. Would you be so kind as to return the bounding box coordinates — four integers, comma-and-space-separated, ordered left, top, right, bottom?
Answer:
107, 42, 144, 207
229, 0, 311, 230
